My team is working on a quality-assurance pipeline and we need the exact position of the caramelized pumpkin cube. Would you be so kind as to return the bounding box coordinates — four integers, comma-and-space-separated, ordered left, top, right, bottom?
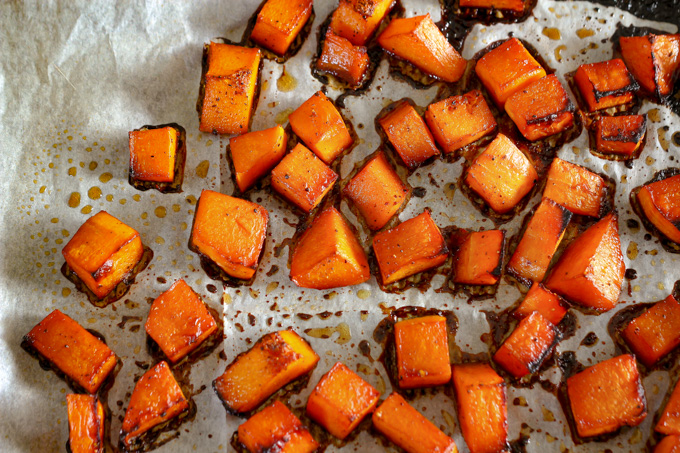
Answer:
513, 282, 567, 326
573, 59, 637, 112
316, 30, 370, 88
373, 210, 448, 285
213, 330, 319, 414
620, 34, 680, 98
66, 394, 105, 453
595, 115, 646, 157
636, 173, 680, 243
450, 229, 505, 286
250, 0, 313, 56
656, 435, 680, 453
189, 190, 268, 281
129, 124, 185, 192
657, 377, 680, 435
290, 206, 370, 289
394, 315, 451, 389
566, 354, 647, 438
238, 401, 319, 453
543, 157, 606, 218
378, 14, 466, 83
373, 392, 458, 453
330, 0, 394, 46
229, 125, 287, 192
459, 0, 526, 12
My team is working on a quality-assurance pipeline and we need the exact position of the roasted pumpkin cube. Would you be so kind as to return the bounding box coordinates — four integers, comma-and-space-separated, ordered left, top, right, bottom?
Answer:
373, 392, 458, 453
543, 158, 606, 218
288, 91, 353, 164
62, 210, 145, 300
213, 330, 319, 414
250, 0, 313, 56
425, 90, 497, 155
189, 190, 268, 281
129, 124, 186, 192
450, 229, 505, 286
145, 279, 218, 364
475, 38, 547, 109
595, 115, 646, 157
372, 210, 448, 285
23, 310, 117, 394
505, 74, 575, 141
394, 315, 451, 389
513, 282, 567, 326
270, 143, 338, 213
120, 361, 189, 449
67, 395, 105, 453
620, 34, 680, 98
378, 14, 466, 83
306, 362, 380, 439
290, 206, 370, 289
330, 0, 394, 46
656, 435, 680, 453
506, 198, 572, 286
343, 151, 410, 230
229, 125, 287, 192
316, 30, 369, 88
636, 173, 680, 243
459, 0, 526, 12
464, 133, 537, 214
566, 354, 647, 438
199, 42, 261, 135
238, 401, 319, 453
657, 377, 680, 435
451, 363, 508, 453
573, 59, 637, 112
621, 294, 680, 367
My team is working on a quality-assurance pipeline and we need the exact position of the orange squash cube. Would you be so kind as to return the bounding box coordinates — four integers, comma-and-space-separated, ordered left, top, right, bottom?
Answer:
189, 190, 268, 281
543, 158, 606, 218
238, 401, 319, 453
373, 392, 458, 453
657, 377, 680, 435
199, 42, 260, 135
475, 38, 547, 109
343, 151, 410, 230
425, 90, 497, 155
464, 133, 537, 214
656, 435, 680, 453
378, 14, 466, 83
129, 124, 186, 192
459, 0, 526, 12
290, 206, 370, 289
66, 394, 105, 453
573, 59, 637, 112
636, 173, 680, 244
229, 125, 287, 192
620, 34, 680, 98
145, 279, 218, 364
372, 210, 448, 285
450, 229, 505, 286
250, 0, 313, 56
288, 91, 353, 164
566, 354, 647, 438
213, 330, 319, 414
513, 282, 567, 326
316, 30, 370, 88
394, 315, 451, 389
330, 0, 395, 46
594, 115, 646, 157
270, 143, 338, 213
306, 362, 380, 439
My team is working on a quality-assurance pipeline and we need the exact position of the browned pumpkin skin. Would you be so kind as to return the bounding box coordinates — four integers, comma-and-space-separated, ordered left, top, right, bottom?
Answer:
250, 0, 313, 56
594, 115, 646, 157
620, 34, 680, 99
636, 173, 680, 244
573, 59, 637, 112
316, 30, 369, 88
238, 401, 319, 453
330, 0, 394, 46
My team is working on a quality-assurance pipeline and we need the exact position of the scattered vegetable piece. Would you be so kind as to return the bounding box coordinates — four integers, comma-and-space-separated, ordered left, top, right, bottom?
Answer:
594, 115, 646, 157
620, 34, 680, 99
229, 125, 288, 192
573, 59, 637, 112
656, 435, 680, 453
129, 124, 185, 192
316, 30, 370, 88
635, 173, 680, 243
330, 0, 394, 46
543, 157, 606, 218
657, 377, 680, 435
450, 229, 505, 286
66, 395, 105, 453
394, 315, 451, 389
513, 282, 567, 326
250, 0, 314, 56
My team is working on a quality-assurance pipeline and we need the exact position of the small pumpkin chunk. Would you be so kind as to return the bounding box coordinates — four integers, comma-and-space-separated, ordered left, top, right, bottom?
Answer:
189, 190, 268, 281
378, 101, 440, 169
459, 0, 526, 12
67, 395, 105, 453
573, 59, 637, 112
620, 34, 680, 98
464, 133, 537, 214
316, 30, 369, 88
656, 436, 680, 453
290, 206, 370, 289
129, 125, 185, 192
330, 0, 394, 46
450, 229, 505, 286
425, 90, 497, 155
372, 210, 448, 285
378, 14, 466, 83
657, 377, 680, 435
306, 362, 380, 439
250, 0, 313, 56
373, 392, 458, 453
566, 354, 647, 438
595, 115, 646, 157
229, 125, 287, 192
513, 282, 567, 326
238, 401, 318, 453
394, 316, 451, 389
451, 363, 508, 453
636, 173, 680, 243
213, 330, 319, 414
543, 158, 606, 218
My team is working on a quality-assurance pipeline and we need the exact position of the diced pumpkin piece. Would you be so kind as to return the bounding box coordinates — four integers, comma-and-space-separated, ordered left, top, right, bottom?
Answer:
513, 282, 567, 326
656, 436, 680, 453
199, 42, 261, 135
620, 34, 680, 98
372, 392, 458, 453
378, 100, 440, 169
67, 395, 105, 453
306, 362, 380, 439
657, 377, 680, 435
451, 363, 508, 453
595, 115, 646, 157
129, 125, 185, 192
621, 294, 680, 367
270, 143, 338, 213
378, 14, 466, 83
330, 0, 394, 46
23, 310, 117, 394
229, 125, 287, 192
316, 30, 369, 88
372, 210, 448, 285
250, 0, 313, 56
290, 206, 370, 289
62, 210, 145, 300
145, 279, 218, 364
459, 0, 526, 12
213, 330, 319, 414
506, 198, 572, 286
636, 173, 680, 243
475, 38, 547, 109
288, 91, 353, 164
120, 361, 189, 449
425, 90, 497, 155
505, 74, 574, 141
450, 229, 505, 286
343, 151, 410, 230
189, 190, 268, 281
464, 133, 537, 214
238, 401, 319, 453
545, 212, 624, 312
573, 59, 637, 112
566, 354, 647, 438
543, 158, 606, 218
394, 315, 451, 389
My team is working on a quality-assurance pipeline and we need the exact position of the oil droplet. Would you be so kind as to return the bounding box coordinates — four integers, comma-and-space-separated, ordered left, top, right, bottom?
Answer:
444, 183, 456, 200
154, 206, 167, 218
277, 67, 298, 92
554, 45, 566, 62
172, 204, 181, 212
223, 293, 232, 305
105, 194, 113, 202
275, 108, 295, 125
266, 282, 279, 295
51, 218, 59, 224
542, 27, 561, 40
186, 195, 197, 205
196, 160, 210, 178
576, 28, 594, 38
628, 428, 642, 445
357, 289, 370, 299
88, 186, 102, 200
68, 192, 81, 208
305, 323, 351, 344
80, 205, 93, 215
99, 172, 112, 183
647, 108, 661, 123
657, 127, 670, 151
133, 194, 141, 202
89, 161, 98, 171
141, 212, 148, 220
68, 167, 77, 176
627, 242, 638, 260
646, 156, 657, 166
542, 407, 556, 422
180, 222, 188, 231
155, 236, 165, 245
61, 288, 71, 297
119, 198, 127, 205
39, 186, 47, 193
